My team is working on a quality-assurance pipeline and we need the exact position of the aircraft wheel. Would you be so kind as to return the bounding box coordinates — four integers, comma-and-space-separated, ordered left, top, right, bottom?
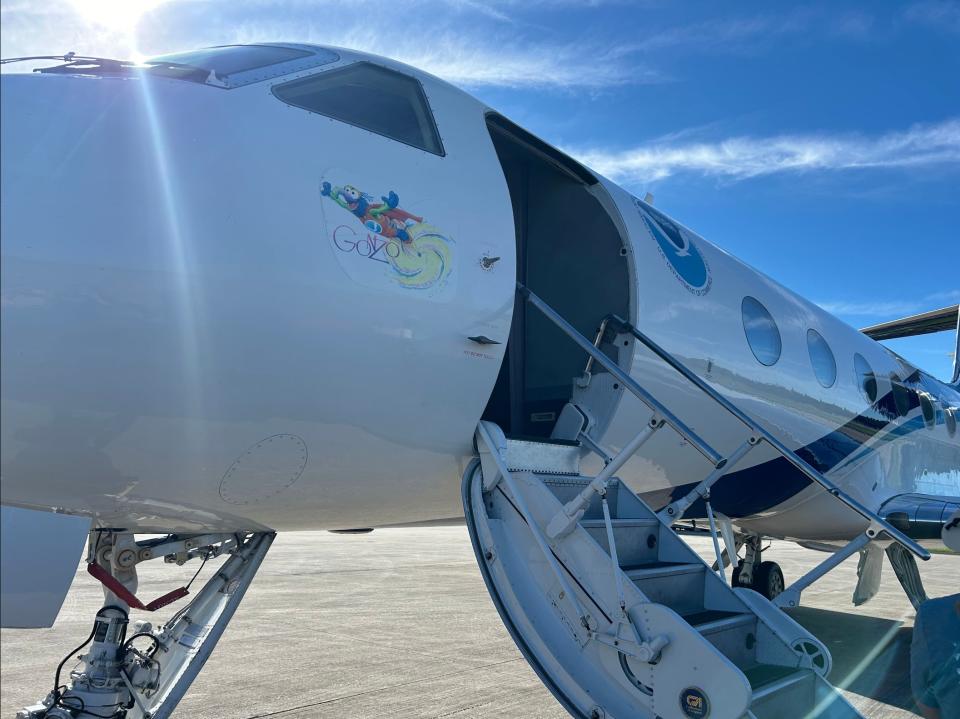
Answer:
753, 561, 785, 600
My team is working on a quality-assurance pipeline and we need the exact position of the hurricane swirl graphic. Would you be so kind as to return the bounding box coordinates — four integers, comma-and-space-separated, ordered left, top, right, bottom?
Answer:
635, 198, 711, 295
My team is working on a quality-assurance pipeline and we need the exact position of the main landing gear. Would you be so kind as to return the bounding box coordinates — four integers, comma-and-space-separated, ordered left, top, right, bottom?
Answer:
731, 534, 785, 601
19, 529, 273, 719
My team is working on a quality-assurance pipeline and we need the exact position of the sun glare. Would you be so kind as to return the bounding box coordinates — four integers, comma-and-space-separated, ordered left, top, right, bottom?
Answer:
69, 0, 166, 31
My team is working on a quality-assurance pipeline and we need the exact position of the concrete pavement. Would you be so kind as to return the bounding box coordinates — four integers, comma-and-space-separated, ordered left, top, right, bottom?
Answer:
2, 528, 956, 718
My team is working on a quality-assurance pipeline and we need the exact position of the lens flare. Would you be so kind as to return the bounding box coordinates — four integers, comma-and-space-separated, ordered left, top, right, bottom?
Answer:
69, 0, 166, 31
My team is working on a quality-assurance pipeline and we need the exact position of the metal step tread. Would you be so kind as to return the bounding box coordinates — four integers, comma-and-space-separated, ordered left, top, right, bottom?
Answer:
624, 562, 703, 580
688, 611, 754, 634
681, 608, 742, 626
744, 664, 808, 695
580, 518, 658, 529
503, 437, 581, 475
541, 475, 620, 486
620, 560, 690, 573
505, 434, 581, 447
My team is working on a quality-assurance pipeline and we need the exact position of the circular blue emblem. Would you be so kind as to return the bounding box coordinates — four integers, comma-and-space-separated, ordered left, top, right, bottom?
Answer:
635, 199, 711, 296
680, 686, 710, 718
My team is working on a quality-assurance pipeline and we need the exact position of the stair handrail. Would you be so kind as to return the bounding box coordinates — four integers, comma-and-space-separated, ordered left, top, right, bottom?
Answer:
474, 421, 594, 630
516, 285, 928, 561
599, 311, 930, 562
518, 285, 725, 469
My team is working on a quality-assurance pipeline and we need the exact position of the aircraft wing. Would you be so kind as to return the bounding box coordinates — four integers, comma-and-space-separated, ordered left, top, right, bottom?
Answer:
861, 304, 960, 383
860, 304, 958, 340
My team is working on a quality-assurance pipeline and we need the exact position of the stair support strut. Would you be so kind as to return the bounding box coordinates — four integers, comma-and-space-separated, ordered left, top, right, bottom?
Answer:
774, 531, 873, 608
547, 416, 664, 541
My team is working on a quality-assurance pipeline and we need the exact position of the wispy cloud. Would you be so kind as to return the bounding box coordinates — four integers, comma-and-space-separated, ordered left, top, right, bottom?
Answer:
0, 0, 649, 90
816, 290, 960, 319
568, 119, 960, 184
298, 28, 651, 89
903, 0, 960, 34
626, 7, 877, 57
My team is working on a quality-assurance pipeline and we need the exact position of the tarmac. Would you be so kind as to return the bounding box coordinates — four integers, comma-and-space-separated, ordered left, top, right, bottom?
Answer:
1, 527, 956, 718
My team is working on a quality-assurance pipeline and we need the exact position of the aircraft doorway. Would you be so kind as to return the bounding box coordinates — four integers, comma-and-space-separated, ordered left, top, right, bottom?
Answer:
481, 113, 632, 440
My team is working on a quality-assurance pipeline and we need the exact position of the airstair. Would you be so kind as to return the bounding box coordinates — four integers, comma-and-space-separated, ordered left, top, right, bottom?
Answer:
462, 285, 931, 719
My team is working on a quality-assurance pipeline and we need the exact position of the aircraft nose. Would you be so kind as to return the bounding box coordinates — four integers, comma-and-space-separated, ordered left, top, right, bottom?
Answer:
1, 69, 199, 418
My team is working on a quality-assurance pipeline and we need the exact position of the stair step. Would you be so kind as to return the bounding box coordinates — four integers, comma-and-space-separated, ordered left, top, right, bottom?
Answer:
580, 519, 660, 566
627, 562, 706, 615
689, 612, 754, 634
579, 519, 658, 530
746, 664, 808, 694
693, 612, 758, 669
680, 609, 742, 627
504, 438, 580, 475
747, 666, 818, 719
625, 562, 702, 580
542, 478, 621, 519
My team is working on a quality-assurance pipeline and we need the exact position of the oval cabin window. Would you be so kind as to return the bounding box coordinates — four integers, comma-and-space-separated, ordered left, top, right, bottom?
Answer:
890, 374, 911, 417
853, 353, 878, 403
806, 329, 837, 388
741, 297, 782, 366
920, 393, 936, 429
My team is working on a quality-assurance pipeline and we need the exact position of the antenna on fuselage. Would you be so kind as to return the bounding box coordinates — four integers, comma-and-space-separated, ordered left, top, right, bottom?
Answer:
643, 192, 654, 205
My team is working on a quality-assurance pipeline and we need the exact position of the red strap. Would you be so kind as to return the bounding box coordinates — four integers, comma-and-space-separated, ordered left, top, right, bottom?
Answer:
87, 563, 190, 612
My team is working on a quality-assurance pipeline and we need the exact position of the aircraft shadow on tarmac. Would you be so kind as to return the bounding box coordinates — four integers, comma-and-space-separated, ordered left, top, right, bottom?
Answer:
788, 606, 920, 716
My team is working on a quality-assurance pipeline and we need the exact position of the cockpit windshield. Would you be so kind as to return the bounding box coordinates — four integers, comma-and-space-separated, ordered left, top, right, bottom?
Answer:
147, 45, 313, 78
6, 44, 338, 88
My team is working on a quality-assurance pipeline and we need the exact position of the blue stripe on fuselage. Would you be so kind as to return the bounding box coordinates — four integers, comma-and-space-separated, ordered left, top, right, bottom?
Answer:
641, 380, 944, 518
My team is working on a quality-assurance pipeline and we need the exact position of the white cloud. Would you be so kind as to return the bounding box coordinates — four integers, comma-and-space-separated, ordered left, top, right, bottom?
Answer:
904, 0, 960, 34
0, 0, 649, 90
816, 290, 960, 319
569, 119, 960, 184
224, 23, 654, 89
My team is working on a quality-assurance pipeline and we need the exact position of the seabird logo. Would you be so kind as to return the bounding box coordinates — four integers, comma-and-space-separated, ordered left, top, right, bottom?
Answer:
635, 199, 711, 296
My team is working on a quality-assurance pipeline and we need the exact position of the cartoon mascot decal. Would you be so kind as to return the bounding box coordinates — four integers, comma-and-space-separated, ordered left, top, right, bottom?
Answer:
321, 181, 453, 291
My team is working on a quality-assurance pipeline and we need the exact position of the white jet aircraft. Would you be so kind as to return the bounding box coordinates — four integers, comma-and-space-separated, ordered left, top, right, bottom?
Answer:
1, 43, 958, 719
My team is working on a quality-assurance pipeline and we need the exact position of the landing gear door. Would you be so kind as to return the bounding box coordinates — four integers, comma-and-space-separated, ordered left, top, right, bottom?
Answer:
1, 506, 90, 628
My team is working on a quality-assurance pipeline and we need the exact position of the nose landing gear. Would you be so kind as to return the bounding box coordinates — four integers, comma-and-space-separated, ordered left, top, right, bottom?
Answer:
18, 529, 273, 719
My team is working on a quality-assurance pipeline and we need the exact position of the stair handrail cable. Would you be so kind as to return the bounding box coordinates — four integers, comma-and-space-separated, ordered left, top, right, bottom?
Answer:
600, 310, 930, 562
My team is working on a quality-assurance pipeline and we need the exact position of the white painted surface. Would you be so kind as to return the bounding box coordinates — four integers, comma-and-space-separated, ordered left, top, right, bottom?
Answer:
0, 506, 89, 628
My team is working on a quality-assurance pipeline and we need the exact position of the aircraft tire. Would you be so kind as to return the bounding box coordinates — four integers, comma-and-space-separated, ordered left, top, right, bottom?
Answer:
753, 561, 785, 600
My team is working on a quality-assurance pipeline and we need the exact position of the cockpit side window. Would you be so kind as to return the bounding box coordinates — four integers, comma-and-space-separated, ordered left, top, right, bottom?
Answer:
272, 62, 444, 156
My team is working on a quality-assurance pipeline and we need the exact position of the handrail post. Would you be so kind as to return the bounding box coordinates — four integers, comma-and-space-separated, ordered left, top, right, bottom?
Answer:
704, 493, 726, 583
581, 317, 611, 381
658, 436, 760, 523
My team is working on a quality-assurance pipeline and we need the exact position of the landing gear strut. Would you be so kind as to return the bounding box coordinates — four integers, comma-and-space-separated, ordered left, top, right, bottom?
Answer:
731, 534, 784, 601
19, 529, 273, 719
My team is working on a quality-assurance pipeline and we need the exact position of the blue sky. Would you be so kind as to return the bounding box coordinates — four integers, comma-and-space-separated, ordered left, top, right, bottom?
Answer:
2, 0, 958, 378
